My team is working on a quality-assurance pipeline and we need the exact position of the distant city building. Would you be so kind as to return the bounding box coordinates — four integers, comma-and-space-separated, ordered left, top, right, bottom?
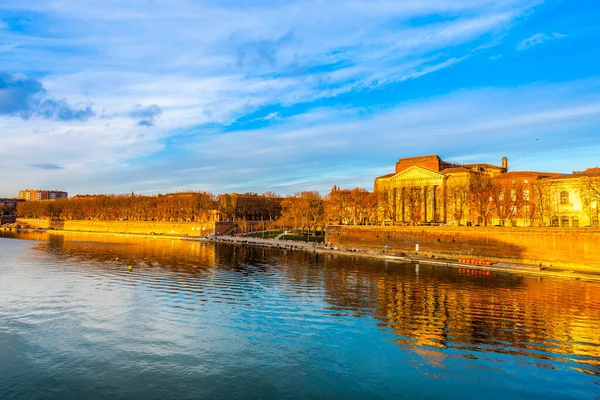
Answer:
375, 154, 600, 227
18, 190, 68, 202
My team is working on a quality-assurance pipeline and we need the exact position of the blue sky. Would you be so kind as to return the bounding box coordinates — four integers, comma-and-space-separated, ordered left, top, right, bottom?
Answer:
1, 0, 599, 197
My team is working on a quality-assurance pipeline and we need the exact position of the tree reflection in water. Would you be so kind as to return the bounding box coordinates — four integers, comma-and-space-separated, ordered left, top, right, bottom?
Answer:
6, 230, 600, 378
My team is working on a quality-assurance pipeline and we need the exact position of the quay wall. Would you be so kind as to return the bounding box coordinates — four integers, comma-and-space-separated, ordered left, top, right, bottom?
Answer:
325, 225, 600, 271
17, 219, 214, 237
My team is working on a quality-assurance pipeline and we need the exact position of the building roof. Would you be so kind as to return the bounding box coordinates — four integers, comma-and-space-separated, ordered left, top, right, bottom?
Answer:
572, 167, 600, 176
396, 154, 441, 164
461, 163, 504, 170
497, 171, 561, 178
442, 167, 472, 173
375, 172, 396, 180
547, 167, 600, 179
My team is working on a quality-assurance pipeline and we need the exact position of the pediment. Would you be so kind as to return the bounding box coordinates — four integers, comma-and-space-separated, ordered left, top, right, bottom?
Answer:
390, 166, 445, 182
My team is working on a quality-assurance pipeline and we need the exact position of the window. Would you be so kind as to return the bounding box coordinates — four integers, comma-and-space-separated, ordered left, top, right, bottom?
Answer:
561, 216, 569, 227
560, 191, 569, 205
510, 189, 517, 201
572, 217, 579, 227
510, 206, 517, 215
524, 179, 529, 184
523, 189, 530, 201
592, 216, 599, 227
551, 215, 559, 227
524, 205, 530, 215
498, 191, 504, 201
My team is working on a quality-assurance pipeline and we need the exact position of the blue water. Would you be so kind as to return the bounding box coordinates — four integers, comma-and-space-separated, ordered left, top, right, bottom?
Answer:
0, 233, 599, 399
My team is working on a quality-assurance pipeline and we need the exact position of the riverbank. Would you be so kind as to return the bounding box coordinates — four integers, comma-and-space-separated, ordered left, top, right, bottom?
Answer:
326, 225, 600, 272
16, 218, 214, 237
202, 235, 600, 283
10, 222, 600, 282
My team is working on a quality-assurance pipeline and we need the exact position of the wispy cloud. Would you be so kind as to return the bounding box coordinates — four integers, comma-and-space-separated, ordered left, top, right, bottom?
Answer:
3, 79, 598, 195
30, 163, 64, 170
1, 0, 591, 196
517, 32, 567, 50
1, 0, 538, 126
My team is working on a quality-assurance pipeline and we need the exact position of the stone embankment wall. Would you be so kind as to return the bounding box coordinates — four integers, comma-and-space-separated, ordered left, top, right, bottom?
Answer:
326, 225, 600, 271
17, 219, 214, 237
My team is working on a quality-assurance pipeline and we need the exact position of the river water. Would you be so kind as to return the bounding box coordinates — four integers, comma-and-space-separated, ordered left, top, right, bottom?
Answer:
0, 232, 599, 399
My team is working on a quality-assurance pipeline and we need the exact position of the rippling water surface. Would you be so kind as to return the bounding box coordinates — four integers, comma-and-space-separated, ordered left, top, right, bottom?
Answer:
1, 232, 599, 399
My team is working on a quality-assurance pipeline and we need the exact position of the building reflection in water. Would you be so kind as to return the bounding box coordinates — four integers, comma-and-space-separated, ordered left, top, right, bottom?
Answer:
6, 231, 599, 377
316, 255, 600, 377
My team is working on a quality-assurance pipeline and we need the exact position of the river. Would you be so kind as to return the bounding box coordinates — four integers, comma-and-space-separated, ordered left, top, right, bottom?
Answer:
0, 232, 598, 399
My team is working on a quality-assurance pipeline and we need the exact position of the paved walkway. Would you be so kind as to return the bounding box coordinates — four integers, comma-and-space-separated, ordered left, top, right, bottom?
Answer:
209, 235, 316, 250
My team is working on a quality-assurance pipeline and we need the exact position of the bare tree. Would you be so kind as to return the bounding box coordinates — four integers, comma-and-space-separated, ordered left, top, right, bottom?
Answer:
469, 173, 497, 226
376, 185, 397, 224
446, 181, 469, 225
580, 176, 600, 226
532, 180, 552, 226
403, 186, 423, 225
492, 179, 525, 226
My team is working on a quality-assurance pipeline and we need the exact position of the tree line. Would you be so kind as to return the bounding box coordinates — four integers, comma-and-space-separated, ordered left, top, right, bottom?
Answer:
16, 173, 600, 228
16, 188, 378, 229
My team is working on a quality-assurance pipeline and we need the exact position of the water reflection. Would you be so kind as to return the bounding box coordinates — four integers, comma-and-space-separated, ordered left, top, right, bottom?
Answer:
2, 231, 600, 397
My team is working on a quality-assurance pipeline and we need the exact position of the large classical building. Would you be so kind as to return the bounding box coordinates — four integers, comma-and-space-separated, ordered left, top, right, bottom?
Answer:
18, 189, 68, 202
374, 155, 600, 227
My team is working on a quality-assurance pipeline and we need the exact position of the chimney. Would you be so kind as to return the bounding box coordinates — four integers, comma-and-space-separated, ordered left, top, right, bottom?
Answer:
502, 156, 508, 171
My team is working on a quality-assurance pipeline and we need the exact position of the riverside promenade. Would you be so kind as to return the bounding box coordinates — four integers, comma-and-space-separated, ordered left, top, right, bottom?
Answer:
195, 235, 318, 250
196, 234, 600, 282
327, 225, 600, 272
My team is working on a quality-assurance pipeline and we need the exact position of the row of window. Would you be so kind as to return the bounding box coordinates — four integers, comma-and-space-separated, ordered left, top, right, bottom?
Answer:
550, 215, 599, 227
496, 190, 571, 205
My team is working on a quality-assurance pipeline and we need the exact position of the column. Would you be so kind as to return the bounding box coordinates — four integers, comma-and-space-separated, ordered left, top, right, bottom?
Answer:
401, 187, 406, 223
432, 185, 437, 223
442, 180, 448, 224
392, 187, 397, 223
423, 186, 428, 223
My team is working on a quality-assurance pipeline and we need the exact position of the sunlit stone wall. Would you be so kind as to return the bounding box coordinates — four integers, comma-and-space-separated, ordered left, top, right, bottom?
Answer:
326, 225, 600, 270
17, 218, 214, 237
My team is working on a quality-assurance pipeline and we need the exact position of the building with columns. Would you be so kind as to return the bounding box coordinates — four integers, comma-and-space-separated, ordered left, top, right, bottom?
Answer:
374, 155, 600, 227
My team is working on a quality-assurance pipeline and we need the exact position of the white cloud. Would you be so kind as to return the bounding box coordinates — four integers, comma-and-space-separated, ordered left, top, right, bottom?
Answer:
2, 79, 597, 196
2, 0, 538, 123
0, 0, 554, 195
517, 32, 567, 50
